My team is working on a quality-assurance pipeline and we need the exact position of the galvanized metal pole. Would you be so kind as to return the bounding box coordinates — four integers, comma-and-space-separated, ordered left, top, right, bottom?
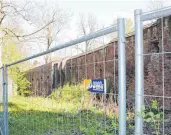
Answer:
141, 6, 171, 21
2, 65, 8, 135
134, 9, 144, 135
118, 18, 126, 135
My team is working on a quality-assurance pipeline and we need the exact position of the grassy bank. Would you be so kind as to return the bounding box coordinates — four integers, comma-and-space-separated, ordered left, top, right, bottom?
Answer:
8, 84, 119, 135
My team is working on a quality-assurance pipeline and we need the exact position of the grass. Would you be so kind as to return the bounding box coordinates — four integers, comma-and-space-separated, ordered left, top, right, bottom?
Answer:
8, 84, 119, 135
7, 83, 170, 135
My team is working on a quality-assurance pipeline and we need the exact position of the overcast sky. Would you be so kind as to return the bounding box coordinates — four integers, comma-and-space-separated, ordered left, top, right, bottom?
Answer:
20, 0, 171, 64
50, 0, 171, 43
22, 0, 171, 45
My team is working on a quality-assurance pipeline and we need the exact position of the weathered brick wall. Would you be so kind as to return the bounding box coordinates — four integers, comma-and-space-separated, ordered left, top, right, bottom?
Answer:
26, 61, 65, 96
26, 17, 171, 109
26, 63, 53, 96
143, 17, 171, 109
63, 17, 171, 109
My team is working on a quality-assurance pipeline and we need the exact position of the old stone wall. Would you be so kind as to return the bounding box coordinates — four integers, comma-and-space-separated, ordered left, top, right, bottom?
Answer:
26, 63, 53, 96
26, 17, 171, 109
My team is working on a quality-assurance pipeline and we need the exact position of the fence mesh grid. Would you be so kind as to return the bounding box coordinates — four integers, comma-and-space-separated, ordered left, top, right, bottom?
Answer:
0, 68, 4, 135
140, 14, 171, 134
4, 8, 171, 134
6, 31, 124, 135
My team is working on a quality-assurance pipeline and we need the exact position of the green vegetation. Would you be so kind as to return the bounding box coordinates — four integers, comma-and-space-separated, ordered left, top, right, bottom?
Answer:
48, 84, 86, 104
2, 36, 31, 96
8, 83, 164, 135
10, 68, 31, 96
8, 84, 119, 135
139, 100, 163, 135
7, 81, 164, 135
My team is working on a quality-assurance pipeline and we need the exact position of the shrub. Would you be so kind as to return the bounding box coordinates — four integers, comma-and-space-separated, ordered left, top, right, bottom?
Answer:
139, 100, 163, 135
9, 67, 31, 96
49, 83, 89, 103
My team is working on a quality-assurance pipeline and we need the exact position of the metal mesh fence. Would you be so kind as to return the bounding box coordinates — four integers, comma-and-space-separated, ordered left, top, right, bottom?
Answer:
0, 68, 4, 135
134, 7, 171, 135
5, 22, 126, 135
2, 6, 171, 135
3, 6, 171, 134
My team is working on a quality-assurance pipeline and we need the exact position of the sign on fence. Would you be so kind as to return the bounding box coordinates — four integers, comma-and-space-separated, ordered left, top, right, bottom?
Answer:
84, 79, 107, 94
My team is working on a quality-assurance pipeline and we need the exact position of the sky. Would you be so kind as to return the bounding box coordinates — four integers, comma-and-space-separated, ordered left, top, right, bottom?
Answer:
51, 0, 171, 43
22, 0, 171, 44
14, 0, 171, 64
57, 0, 149, 41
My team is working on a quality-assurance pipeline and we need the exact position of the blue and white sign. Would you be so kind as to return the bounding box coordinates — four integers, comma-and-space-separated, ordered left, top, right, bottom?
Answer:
87, 79, 107, 94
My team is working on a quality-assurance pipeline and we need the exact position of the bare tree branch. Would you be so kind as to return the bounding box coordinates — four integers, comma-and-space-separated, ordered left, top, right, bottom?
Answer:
0, 14, 5, 24
0, 0, 71, 65
148, 0, 163, 11
2, 18, 55, 40
76, 13, 98, 52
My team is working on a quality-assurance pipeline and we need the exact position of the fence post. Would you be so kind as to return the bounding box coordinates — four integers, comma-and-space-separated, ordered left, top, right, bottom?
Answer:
134, 9, 144, 135
117, 18, 126, 135
3, 65, 8, 135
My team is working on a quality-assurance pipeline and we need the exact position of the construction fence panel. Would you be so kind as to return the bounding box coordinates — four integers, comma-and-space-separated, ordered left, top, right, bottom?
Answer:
4, 18, 127, 135
134, 6, 171, 135
0, 67, 4, 135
